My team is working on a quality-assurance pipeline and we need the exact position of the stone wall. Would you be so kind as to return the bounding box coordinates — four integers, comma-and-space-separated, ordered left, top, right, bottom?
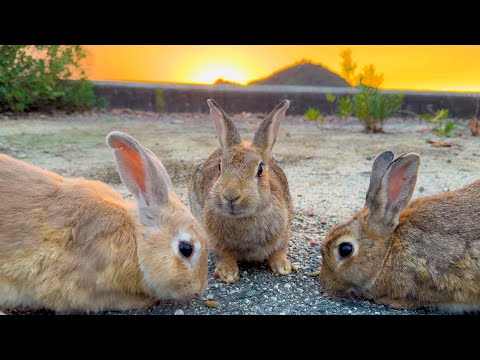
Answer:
93, 81, 480, 118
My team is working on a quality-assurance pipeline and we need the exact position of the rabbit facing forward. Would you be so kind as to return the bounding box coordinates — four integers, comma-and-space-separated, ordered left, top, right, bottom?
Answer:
188, 99, 294, 284
320, 151, 480, 312
0, 131, 208, 313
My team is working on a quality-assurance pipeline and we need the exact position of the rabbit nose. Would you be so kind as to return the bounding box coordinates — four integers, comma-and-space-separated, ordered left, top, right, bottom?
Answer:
223, 194, 241, 203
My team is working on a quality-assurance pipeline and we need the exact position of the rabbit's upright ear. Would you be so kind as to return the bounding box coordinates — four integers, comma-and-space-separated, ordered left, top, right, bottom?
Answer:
366, 152, 420, 236
253, 99, 290, 155
107, 131, 173, 227
366, 151, 395, 209
207, 99, 241, 149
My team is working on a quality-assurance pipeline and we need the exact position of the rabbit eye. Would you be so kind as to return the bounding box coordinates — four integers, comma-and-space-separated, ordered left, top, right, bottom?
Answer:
218, 163, 221, 172
179, 242, 194, 258
257, 162, 263, 177
338, 242, 353, 258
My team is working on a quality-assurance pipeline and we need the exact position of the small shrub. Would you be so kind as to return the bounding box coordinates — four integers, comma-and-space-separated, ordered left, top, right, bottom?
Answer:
305, 107, 321, 121
338, 84, 403, 132
355, 84, 404, 132
338, 96, 353, 118
0, 45, 95, 112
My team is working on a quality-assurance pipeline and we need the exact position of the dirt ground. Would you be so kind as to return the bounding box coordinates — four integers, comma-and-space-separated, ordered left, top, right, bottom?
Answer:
1, 110, 479, 315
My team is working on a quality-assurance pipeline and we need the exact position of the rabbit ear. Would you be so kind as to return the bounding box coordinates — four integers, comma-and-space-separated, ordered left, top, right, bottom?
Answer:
366, 151, 395, 209
106, 131, 173, 227
253, 99, 290, 154
207, 99, 241, 149
366, 152, 420, 236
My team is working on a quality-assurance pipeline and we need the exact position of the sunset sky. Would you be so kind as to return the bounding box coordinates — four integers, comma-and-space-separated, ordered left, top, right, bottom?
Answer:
82, 45, 480, 92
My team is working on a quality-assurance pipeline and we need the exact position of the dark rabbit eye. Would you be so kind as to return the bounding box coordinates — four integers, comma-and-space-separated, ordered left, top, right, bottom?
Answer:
338, 242, 353, 258
218, 163, 221, 172
257, 162, 263, 177
179, 242, 194, 258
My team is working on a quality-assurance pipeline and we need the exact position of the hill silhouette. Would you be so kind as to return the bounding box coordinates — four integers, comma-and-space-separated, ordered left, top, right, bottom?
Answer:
249, 60, 349, 87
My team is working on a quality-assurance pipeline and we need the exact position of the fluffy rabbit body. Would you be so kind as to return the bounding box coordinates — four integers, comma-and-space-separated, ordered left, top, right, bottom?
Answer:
0, 131, 208, 313
320, 151, 480, 312
188, 99, 294, 283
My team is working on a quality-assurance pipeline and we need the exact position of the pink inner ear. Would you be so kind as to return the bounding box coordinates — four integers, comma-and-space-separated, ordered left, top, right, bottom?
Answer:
386, 163, 410, 210
113, 140, 146, 193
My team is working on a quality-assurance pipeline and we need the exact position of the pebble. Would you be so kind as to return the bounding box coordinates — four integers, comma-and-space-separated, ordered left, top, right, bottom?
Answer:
205, 300, 220, 308
320, 220, 327, 225
174, 310, 184, 315
418, 186, 425, 192
207, 294, 215, 300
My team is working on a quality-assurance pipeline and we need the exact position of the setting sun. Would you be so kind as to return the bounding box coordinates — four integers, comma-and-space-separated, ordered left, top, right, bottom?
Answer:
82, 45, 480, 92
191, 63, 248, 84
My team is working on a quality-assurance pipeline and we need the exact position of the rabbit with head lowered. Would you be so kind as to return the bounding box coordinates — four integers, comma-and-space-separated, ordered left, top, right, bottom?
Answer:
320, 151, 480, 312
0, 131, 208, 313
188, 99, 294, 284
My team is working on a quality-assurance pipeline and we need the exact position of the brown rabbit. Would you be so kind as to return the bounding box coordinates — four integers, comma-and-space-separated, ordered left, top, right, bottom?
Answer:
320, 151, 480, 312
0, 131, 208, 313
188, 99, 294, 284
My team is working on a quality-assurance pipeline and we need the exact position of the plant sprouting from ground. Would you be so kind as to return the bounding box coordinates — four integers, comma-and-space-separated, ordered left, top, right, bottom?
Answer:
325, 93, 336, 114
305, 107, 321, 121
424, 108, 457, 137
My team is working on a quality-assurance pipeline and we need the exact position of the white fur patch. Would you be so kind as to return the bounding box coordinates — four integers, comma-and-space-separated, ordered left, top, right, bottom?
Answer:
139, 263, 181, 300
172, 231, 202, 266
0, 278, 39, 308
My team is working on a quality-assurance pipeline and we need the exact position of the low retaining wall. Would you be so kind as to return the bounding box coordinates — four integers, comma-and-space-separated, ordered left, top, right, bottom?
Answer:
93, 81, 480, 118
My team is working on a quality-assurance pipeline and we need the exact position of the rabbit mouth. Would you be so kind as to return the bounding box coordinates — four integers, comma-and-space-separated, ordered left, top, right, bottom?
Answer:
220, 202, 247, 217
225, 208, 244, 217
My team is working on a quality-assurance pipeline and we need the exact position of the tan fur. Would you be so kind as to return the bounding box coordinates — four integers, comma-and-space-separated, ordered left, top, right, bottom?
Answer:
320, 153, 480, 312
0, 148, 208, 313
188, 100, 293, 283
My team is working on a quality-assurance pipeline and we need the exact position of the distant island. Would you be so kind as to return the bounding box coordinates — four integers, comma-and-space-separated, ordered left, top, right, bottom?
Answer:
213, 78, 242, 86
248, 60, 349, 87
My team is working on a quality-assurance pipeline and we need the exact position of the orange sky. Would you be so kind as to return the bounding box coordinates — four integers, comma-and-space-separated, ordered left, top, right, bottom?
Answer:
82, 45, 480, 92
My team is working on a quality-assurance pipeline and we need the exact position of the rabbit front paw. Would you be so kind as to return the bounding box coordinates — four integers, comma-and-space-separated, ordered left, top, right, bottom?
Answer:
214, 260, 240, 284
267, 252, 293, 275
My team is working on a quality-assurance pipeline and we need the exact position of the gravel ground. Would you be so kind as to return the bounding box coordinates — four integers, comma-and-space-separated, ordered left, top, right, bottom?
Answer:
1, 109, 479, 315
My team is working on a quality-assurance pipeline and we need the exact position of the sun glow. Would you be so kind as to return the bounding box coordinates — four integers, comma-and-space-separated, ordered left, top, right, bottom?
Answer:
191, 64, 248, 85
83, 45, 480, 92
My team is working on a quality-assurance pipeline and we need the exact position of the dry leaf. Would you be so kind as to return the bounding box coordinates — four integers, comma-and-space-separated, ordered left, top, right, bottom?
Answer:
468, 118, 480, 136
426, 140, 456, 147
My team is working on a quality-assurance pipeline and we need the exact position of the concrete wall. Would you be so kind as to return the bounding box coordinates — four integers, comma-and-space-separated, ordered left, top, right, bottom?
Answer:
93, 81, 480, 118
